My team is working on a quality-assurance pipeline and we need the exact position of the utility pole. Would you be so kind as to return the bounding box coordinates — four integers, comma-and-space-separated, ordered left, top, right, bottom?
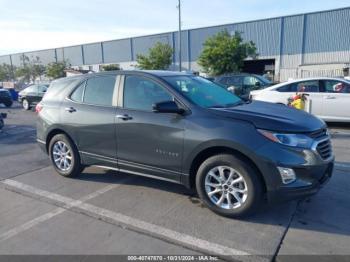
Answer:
177, 0, 182, 72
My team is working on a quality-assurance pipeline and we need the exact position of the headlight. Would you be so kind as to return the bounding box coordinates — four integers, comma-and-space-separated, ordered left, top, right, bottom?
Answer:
258, 129, 313, 148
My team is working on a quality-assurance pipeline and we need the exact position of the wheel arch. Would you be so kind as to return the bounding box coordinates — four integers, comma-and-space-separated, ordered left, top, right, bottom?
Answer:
186, 146, 267, 194
45, 128, 76, 154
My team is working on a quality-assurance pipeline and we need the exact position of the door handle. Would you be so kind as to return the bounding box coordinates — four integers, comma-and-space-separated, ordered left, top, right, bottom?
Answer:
116, 114, 133, 121
65, 107, 76, 113
325, 96, 336, 100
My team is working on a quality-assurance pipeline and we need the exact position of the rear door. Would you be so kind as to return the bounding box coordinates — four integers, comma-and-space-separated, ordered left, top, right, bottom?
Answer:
61, 75, 118, 167
321, 79, 350, 121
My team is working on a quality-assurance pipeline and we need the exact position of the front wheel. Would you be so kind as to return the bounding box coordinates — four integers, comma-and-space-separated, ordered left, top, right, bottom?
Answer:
22, 99, 30, 110
49, 134, 83, 177
196, 154, 263, 218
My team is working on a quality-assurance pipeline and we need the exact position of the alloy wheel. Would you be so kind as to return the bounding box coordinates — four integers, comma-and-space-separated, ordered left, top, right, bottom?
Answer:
204, 166, 248, 209
52, 141, 73, 172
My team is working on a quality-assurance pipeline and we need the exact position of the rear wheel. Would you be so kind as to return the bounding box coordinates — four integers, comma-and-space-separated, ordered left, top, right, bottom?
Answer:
49, 134, 83, 177
22, 99, 30, 110
4, 101, 12, 108
196, 154, 263, 218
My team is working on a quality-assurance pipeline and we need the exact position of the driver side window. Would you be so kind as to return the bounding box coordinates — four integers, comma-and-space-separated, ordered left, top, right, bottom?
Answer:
123, 75, 172, 111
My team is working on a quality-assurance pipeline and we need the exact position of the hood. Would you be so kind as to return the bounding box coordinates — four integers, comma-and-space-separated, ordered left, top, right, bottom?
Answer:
211, 101, 326, 133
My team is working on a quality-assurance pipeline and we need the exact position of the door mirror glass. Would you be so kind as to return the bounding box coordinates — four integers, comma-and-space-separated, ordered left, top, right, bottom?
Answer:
152, 101, 184, 114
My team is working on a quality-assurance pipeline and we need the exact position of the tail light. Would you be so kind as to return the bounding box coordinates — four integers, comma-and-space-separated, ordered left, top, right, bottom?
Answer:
35, 103, 43, 113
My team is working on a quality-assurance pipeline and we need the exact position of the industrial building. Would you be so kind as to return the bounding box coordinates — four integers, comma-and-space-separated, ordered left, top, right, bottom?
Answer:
0, 7, 349, 81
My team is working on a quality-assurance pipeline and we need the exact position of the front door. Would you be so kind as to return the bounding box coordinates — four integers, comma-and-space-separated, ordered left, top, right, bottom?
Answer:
116, 74, 185, 182
61, 75, 118, 167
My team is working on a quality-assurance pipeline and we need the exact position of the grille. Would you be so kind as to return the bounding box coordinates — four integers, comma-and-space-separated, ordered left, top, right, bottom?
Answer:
308, 128, 332, 160
316, 139, 333, 160
309, 128, 328, 140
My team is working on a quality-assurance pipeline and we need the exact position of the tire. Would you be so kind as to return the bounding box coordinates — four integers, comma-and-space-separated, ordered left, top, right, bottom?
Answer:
49, 134, 83, 177
22, 99, 30, 110
196, 154, 263, 218
4, 101, 13, 108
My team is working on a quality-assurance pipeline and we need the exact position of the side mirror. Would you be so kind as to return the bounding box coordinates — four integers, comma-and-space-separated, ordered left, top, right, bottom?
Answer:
152, 101, 185, 114
255, 82, 261, 87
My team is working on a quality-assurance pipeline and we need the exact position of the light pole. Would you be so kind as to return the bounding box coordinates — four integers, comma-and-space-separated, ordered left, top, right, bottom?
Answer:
177, 0, 182, 72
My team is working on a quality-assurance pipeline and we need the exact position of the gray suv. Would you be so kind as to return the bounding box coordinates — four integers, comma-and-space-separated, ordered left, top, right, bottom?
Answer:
37, 71, 334, 217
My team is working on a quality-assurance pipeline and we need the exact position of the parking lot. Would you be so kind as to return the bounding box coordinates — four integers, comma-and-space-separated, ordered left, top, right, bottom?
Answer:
0, 103, 349, 262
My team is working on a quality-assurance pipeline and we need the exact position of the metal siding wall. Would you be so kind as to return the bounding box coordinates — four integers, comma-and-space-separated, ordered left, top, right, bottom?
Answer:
174, 30, 189, 63
280, 15, 304, 68
190, 18, 281, 61
303, 51, 350, 65
63, 46, 83, 66
11, 54, 24, 67
103, 39, 131, 63
133, 33, 172, 57
190, 26, 230, 61
56, 48, 65, 62
231, 18, 281, 57
83, 43, 103, 65
24, 49, 56, 65
0, 55, 11, 65
304, 8, 350, 64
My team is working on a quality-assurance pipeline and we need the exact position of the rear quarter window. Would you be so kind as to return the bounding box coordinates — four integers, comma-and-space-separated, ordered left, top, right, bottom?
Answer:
43, 78, 81, 101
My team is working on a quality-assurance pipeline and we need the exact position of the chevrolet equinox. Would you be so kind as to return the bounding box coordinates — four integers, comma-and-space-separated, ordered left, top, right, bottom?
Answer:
37, 71, 334, 217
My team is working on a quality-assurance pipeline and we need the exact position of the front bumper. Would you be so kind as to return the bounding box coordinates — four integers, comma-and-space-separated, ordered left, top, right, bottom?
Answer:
267, 161, 334, 203
253, 136, 334, 203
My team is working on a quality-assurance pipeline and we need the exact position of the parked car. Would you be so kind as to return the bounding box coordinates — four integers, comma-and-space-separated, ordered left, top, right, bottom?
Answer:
37, 71, 333, 218
18, 84, 49, 110
250, 77, 350, 122
214, 73, 272, 99
0, 89, 13, 107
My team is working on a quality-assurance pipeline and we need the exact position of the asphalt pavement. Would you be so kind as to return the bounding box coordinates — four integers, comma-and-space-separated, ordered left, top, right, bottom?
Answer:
0, 103, 349, 262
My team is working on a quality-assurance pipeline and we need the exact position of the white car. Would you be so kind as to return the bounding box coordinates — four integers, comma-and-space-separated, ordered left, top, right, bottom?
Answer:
250, 77, 350, 122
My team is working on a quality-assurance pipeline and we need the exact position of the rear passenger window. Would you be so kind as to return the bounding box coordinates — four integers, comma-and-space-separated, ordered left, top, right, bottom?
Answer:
83, 76, 116, 106
70, 82, 85, 103
323, 80, 350, 93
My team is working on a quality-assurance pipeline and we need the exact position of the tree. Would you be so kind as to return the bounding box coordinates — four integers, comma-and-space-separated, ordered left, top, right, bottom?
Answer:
15, 55, 46, 82
198, 30, 257, 76
46, 61, 70, 79
0, 63, 15, 81
136, 42, 173, 70
101, 64, 121, 71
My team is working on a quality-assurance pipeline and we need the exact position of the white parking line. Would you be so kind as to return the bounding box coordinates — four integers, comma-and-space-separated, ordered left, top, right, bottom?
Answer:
0, 181, 126, 242
2, 179, 252, 258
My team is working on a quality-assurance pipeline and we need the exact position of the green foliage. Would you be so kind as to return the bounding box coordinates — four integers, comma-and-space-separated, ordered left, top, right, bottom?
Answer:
46, 61, 70, 79
15, 55, 46, 82
136, 42, 173, 70
101, 64, 121, 71
0, 63, 15, 81
198, 30, 258, 76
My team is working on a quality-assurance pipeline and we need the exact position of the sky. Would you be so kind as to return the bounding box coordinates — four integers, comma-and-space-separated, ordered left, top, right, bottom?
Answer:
0, 0, 349, 55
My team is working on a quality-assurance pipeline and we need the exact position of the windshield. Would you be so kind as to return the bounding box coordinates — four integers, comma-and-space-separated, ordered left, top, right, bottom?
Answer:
256, 75, 272, 85
163, 76, 242, 108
